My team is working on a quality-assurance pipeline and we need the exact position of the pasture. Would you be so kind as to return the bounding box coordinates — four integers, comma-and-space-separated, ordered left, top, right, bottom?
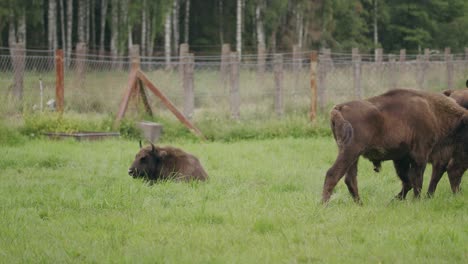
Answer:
0, 137, 466, 263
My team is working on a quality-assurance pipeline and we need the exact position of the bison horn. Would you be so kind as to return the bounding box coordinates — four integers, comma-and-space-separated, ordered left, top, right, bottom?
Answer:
139, 140, 142, 149
151, 143, 156, 152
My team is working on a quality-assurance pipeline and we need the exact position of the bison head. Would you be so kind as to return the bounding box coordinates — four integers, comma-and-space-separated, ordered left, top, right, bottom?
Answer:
128, 143, 167, 179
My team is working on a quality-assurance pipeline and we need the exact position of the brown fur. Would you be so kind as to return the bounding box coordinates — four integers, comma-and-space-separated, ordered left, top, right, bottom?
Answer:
128, 144, 208, 182
323, 89, 468, 204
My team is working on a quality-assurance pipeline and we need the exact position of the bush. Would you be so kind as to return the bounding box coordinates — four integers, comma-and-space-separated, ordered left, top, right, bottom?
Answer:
0, 122, 26, 146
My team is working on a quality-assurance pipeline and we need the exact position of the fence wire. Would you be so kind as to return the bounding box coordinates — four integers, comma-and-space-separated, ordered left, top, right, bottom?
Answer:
1, 48, 467, 120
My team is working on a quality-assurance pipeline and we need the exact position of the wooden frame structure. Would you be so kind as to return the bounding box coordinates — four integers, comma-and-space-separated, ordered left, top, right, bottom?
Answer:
114, 67, 205, 140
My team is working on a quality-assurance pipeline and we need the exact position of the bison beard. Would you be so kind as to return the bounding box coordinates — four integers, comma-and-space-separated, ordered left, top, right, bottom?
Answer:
128, 144, 208, 182
323, 89, 468, 204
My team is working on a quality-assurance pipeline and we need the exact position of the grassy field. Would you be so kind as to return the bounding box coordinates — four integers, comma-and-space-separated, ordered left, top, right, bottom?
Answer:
0, 137, 466, 263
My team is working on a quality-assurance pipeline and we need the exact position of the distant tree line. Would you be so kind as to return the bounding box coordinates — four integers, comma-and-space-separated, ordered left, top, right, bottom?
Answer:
1, 0, 468, 57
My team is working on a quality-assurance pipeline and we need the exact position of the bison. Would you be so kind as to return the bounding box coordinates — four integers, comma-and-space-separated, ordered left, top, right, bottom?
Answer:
427, 87, 468, 195
128, 143, 208, 182
323, 89, 468, 204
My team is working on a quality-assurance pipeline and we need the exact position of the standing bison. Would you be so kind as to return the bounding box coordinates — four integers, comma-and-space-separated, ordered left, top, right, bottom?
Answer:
323, 89, 468, 204
427, 87, 468, 195
128, 143, 208, 182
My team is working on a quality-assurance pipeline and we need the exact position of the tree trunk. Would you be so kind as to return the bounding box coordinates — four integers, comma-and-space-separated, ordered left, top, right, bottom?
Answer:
255, 3, 265, 50
148, 14, 156, 57
218, 0, 223, 44
66, 0, 73, 65
141, 0, 147, 56
48, 0, 58, 50
373, 0, 379, 59
172, 0, 180, 55
8, 13, 15, 47
9, 10, 26, 101
184, 0, 190, 43
296, 7, 303, 48
90, 0, 95, 48
121, 0, 130, 52
110, 0, 119, 59
59, 0, 66, 50
77, 0, 86, 43
164, 10, 172, 69
99, 0, 108, 55
236, 0, 242, 59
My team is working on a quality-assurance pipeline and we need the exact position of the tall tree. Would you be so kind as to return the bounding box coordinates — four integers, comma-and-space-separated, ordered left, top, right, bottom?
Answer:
236, 0, 242, 58
66, 0, 73, 63
99, 0, 108, 55
77, 0, 86, 43
59, 0, 66, 50
183, 0, 190, 44
110, 0, 119, 58
141, 0, 147, 55
164, 7, 171, 67
172, 0, 180, 53
48, 0, 58, 50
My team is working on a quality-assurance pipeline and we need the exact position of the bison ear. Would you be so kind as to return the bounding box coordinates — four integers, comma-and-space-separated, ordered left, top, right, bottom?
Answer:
159, 150, 168, 159
443, 89, 453, 97
150, 143, 157, 153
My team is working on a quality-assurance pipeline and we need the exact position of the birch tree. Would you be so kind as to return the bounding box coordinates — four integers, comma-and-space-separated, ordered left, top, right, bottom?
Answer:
48, 0, 58, 50
183, 0, 190, 44
141, 0, 147, 55
172, 0, 180, 52
77, 0, 86, 43
236, 0, 242, 59
66, 0, 73, 64
110, 0, 119, 59
164, 8, 171, 68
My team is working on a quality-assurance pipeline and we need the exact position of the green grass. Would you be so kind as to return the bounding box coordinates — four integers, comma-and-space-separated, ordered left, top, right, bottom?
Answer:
0, 137, 466, 263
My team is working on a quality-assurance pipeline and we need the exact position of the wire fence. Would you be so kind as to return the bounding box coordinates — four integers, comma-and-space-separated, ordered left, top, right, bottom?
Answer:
1, 46, 467, 120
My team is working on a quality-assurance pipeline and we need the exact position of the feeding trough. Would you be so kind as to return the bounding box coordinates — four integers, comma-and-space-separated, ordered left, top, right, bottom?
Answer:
137, 121, 163, 143
44, 132, 120, 141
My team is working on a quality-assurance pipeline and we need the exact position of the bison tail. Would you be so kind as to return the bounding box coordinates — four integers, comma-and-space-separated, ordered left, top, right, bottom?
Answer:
330, 108, 353, 147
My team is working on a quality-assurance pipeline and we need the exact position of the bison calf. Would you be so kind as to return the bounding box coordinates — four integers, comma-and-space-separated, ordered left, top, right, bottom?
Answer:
128, 144, 208, 182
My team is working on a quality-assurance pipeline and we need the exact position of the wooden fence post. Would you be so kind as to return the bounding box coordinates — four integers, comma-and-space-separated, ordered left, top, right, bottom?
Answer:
75, 42, 87, 88
11, 43, 26, 101
318, 48, 330, 111
221, 44, 231, 92
417, 48, 430, 90
388, 54, 397, 90
183, 53, 195, 119
230, 52, 240, 119
274, 54, 284, 117
375, 48, 383, 63
352, 48, 362, 99
179, 43, 189, 76
399, 49, 406, 77
293, 44, 302, 72
309, 51, 318, 121
257, 43, 266, 76
55, 49, 64, 112
445, 48, 453, 90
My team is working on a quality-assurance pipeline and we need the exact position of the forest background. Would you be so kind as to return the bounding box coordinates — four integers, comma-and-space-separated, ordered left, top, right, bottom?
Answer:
2, 0, 468, 58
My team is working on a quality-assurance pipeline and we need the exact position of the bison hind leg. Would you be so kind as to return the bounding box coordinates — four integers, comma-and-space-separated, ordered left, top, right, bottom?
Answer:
344, 160, 362, 204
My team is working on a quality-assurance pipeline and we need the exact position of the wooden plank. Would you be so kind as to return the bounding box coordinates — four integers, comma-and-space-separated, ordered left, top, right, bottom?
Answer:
55, 49, 64, 113
309, 51, 318, 121
136, 70, 205, 140
115, 69, 138, 126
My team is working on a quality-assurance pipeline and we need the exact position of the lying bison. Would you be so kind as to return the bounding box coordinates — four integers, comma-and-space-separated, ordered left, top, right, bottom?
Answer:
128, 143, 208, 182
323, 89, 468, 204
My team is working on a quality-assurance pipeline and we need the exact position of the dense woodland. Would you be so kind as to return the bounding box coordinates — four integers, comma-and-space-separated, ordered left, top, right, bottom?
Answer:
1, 0, 468, 57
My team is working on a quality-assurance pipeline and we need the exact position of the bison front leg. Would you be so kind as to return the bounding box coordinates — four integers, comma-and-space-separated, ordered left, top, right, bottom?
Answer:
409, 162, 427, 198
393, 158, 412, 199
322, 149, 360, 204
447, 167, 465, 193
344, 160, 362, 204
427, 163, 446, 197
